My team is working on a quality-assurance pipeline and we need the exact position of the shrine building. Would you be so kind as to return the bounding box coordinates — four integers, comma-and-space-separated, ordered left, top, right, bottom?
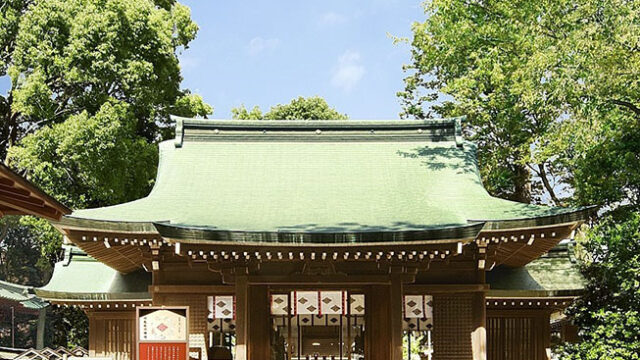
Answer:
34, 117, 590, 360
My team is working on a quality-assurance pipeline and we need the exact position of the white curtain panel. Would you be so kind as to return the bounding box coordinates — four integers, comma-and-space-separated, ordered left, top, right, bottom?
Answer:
213, 295, 234, 319
295, 291, 320, 315
424, 295, 434, 319
404, 295, 425, 318
349, 294, 365, 315
319, 291, 345, 315
270, 294, 289, 315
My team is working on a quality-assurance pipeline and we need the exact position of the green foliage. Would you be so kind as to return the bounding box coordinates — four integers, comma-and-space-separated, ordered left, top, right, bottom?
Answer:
0, 216, 49, 285
0, 0, 210, 349
8, 100, 158, 209
400, 0, 640, 208
1, 0, 212, 159
0, 0, 28, 76
0, 215, 54, 349
560, 213, 640, 359
401, 1, 640, 355
45, 307, 89, 349
232, 96, 348, 120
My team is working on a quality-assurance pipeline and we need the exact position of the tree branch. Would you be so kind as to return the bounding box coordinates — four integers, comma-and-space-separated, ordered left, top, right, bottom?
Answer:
609, 99, 640, 117
538, 162, 561, 205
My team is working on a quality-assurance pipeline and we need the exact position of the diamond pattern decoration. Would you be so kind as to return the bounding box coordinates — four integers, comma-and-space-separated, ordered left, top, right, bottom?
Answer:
404, 295, 425, 319
271, 291, 365, 316
349, 294, 365, 316
402, 294, 434, 331
319, 291, 345, 315
157, 323, 168, 332
207, 317, 236, 333
326, 315, 341, 325
270, 294, 290, 315
424, 295, 434, 319
297, 315, 313, 326
295, 291, 319, 315
210, 295, 234, 319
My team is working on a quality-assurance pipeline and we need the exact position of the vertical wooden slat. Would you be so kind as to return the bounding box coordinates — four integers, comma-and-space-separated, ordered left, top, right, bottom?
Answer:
487, 310, 553, 360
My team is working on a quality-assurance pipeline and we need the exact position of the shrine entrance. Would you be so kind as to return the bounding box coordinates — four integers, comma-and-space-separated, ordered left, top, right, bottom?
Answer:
270, 291, 366, 360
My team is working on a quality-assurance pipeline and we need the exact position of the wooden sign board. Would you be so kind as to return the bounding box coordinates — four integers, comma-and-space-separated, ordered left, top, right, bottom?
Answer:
137, 307, 189, 360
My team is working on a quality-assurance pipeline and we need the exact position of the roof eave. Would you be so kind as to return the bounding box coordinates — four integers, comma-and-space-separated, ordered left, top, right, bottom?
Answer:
34, 289, 152, 302
0, 163, 71, 220
487, 289, 584, 298
152, 221, 485, 245
473, 206, 596, 231
56, 216, 159, 233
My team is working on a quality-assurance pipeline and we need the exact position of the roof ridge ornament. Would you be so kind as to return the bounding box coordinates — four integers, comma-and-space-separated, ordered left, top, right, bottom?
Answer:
455, 116, 465, 148
173, 115, 184, 148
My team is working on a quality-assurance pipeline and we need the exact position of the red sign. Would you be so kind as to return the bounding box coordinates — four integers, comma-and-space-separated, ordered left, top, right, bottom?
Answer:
137, 307, 189, 360
139, 342, 187, 360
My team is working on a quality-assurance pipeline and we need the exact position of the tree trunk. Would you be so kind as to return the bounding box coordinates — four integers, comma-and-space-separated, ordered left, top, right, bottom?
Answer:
511, 164, 532, 203
538, 163, 561, 205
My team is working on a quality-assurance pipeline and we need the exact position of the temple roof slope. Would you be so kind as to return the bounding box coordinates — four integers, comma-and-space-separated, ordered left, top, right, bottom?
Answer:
35, 246, 151, 301
0, 279, 48, 310
62, 117, 588, 243
487, 242, 585, 297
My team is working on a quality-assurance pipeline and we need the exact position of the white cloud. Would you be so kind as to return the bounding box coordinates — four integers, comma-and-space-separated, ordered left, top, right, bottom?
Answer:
319, 12, 347, 26
246, 37, 281, 56
331, 50, 365, 92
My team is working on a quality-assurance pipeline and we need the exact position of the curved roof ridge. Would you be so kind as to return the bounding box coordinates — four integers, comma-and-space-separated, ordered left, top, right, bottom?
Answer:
170, 115, 464, 129
171, 116, 465, 147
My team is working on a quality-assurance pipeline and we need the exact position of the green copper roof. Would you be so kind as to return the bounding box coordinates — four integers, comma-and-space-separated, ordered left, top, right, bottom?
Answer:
64, 118, 585, 242
0, 279, 48, 309
487, 242, 586, 297
36, 246, 151, 301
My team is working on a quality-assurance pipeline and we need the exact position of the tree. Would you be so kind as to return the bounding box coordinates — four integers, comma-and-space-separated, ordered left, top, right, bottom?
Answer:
398, 0, 640, 208
232, 96, 348, 120
1, 0, 212, 349
1, 0, 211, 160
400, 0, 640, 357
560, 213, 640, 359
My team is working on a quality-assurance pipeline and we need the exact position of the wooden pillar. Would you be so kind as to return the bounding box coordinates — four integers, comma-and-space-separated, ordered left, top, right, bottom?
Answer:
247, 285, 270, 360
87, 312, 97, 358
390, 275, 404, 360
542, 311, 551, 360
471, 292, 487, 360
235, 274, 249, 360
366, 282, 402, 360
36, 307, 46, 349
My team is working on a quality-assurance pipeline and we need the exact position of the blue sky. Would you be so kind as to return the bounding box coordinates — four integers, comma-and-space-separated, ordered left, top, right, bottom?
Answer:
178, 0, 423, 119
0, 0, 426, 119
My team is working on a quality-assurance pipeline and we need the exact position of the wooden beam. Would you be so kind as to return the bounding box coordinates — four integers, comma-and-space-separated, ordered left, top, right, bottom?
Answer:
0, 177, 14, 186
0, 163, 70, 217
0, 182, 31, 197
405, 284, 489, 293
238, 274, 415, 285
0, 194, 59, 220
150, 285, 234, 294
